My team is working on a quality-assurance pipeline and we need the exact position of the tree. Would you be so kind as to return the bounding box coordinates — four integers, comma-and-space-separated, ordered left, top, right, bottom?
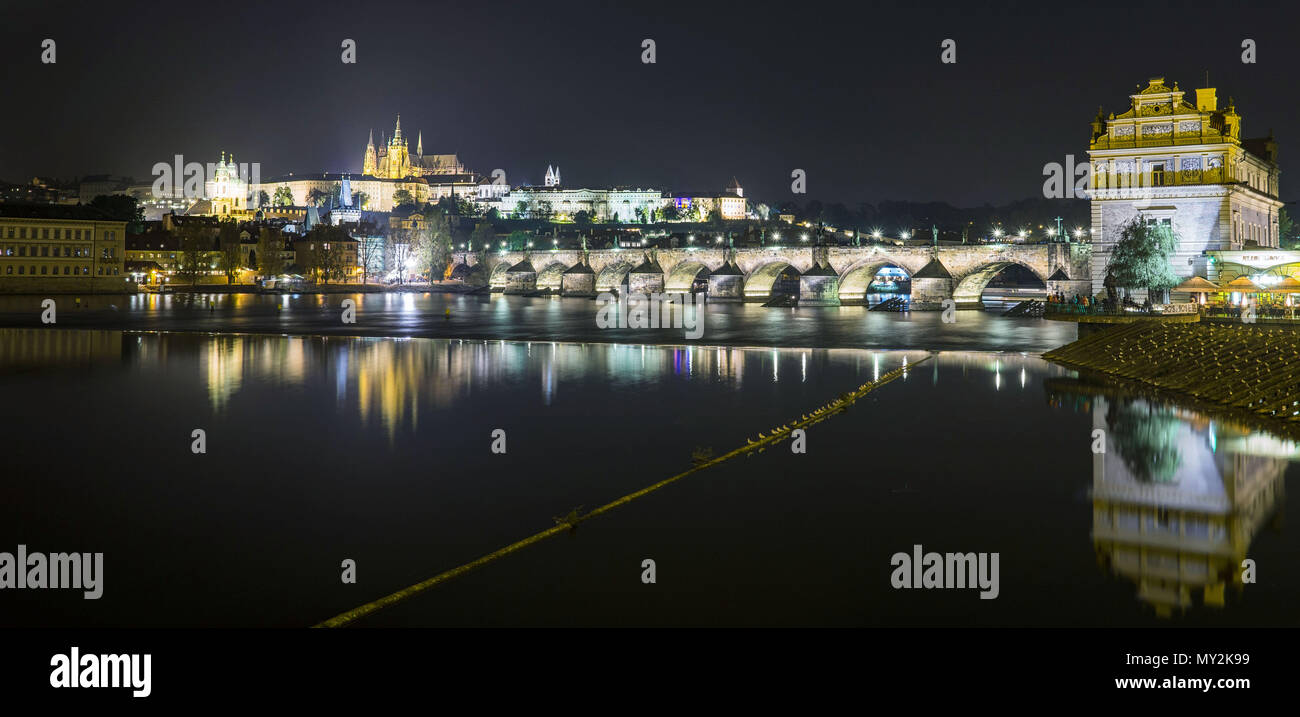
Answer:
307, 188, 331, 207
357, 233, 380, 284
507, 230, 530, 251
1105, 218, 1180, 302
272, 185, 294, 206
256, 190, 270, 207
218, 220, 242, 284
387, 227, 415, 283
353, 191, 368, 209
393, 189, 415, 207
257, 228, 284, 279
660, 204, 681, 221
574, 210, 594, 225
88, 194, 143, 224
415, 206, 454, 282
470, 221, 496, 252
1280, 208, 1298, 249
177, 224, 209, 285
514, 200, 530, 219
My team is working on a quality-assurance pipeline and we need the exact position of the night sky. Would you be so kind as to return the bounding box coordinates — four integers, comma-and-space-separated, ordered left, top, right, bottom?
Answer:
1, 0, 1295, 206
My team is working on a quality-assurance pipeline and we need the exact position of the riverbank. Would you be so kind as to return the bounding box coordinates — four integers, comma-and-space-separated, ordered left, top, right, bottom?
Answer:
1043, 320, 1300, 439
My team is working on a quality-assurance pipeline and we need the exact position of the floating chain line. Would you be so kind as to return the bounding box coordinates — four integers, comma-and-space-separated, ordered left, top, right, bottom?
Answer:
313, 353, 932, 628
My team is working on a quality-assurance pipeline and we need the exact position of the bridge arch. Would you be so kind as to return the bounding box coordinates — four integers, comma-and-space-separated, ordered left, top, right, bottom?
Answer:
595, 262, 635, 293
744, 261, 799, 300
488, 261, 511, 288
535, 261, 567, 291
838, 261, 911, 304
952, 260, 1047, 304
664, 260, 711, 292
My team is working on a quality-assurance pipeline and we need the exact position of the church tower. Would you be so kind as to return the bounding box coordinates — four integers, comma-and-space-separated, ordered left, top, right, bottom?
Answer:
363, 129, 378, 176
386, 115, 410, 178
545, 165, 561, 187
417, 131, 423, 159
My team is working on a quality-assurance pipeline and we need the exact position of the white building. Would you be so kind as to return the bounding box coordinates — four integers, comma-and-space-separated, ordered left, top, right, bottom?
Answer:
1087, 77, 1283, 294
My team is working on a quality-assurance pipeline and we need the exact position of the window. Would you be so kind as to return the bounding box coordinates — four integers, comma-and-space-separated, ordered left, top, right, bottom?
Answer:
17, 266, 23, 275
1151, 163, 1165, 185
40, 266, 47, 275
63, 266, 69, 275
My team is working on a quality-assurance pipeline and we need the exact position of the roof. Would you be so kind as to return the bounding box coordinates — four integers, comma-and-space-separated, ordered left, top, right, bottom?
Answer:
0, 202, 117, 221
507, 258, 536, 273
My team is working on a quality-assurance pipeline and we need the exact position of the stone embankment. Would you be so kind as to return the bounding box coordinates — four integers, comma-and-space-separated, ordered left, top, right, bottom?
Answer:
1044, 320, 1300, 432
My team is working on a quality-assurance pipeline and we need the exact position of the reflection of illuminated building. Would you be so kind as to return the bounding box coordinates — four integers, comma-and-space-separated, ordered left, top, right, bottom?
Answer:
1090, 396, 1288, 617
0, 329, 122, 371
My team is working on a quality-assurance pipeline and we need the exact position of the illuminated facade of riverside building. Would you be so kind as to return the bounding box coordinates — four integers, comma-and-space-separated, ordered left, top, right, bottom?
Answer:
1086, 77, 1283, 295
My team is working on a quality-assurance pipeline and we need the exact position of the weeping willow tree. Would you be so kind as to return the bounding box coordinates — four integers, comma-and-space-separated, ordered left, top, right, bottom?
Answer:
1106, 399, 1183, 483
1105, 218, 1180, 302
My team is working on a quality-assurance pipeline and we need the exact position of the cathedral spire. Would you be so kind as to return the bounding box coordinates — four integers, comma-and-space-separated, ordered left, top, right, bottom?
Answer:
417, 131, 423, 157
394, 114, 403, 144
367, 128, 374, 148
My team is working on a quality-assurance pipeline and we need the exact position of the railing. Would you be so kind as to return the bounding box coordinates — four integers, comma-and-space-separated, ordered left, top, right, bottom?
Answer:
1044, 302, 1199, 317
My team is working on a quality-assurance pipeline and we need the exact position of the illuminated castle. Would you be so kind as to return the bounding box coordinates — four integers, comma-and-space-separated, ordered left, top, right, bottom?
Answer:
362, 115, 466, 179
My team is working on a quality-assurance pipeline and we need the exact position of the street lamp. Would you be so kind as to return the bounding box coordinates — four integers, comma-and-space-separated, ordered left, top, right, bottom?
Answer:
900, 230, 910, 240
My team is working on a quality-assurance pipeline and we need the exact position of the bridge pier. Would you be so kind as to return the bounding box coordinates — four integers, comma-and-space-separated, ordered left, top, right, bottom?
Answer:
706, 261, 745, 302
628, 255, 664, 295
503, 258, 538, 294
561, 262, 596, 297
798, 263, 841, 306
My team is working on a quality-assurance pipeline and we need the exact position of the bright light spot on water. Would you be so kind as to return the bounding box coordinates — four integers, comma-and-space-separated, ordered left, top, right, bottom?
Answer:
801, 352, 806, 382
873, 353, 879, 382
772, 350, 779, 382
1020, 367, 1026, 389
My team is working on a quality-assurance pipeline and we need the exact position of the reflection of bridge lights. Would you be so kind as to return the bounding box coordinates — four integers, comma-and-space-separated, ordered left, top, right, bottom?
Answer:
900, 231, 910, 240
800, 234, 808, 242
871, 229, 881, 239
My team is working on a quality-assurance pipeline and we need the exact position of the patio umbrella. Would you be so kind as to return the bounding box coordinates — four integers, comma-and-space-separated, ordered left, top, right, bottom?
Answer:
1267, 276, 1300, 292
1223, 276, 1263, 292
1173, 276, 1219, 292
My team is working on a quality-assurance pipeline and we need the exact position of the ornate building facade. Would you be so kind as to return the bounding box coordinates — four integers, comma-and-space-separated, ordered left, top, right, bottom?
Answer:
362, 115, 467, 179
1087, 77, 1283, 294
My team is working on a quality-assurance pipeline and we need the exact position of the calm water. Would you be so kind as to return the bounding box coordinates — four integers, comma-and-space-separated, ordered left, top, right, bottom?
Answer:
0, 292, 1075, 352
0, 328, 1295, 627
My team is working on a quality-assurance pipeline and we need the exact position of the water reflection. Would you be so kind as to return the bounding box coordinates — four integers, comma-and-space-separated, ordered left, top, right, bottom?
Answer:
1049, 378, 1290, 617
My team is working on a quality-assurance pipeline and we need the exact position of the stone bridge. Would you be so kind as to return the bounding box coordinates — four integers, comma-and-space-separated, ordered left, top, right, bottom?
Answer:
451, 243, 1092, 310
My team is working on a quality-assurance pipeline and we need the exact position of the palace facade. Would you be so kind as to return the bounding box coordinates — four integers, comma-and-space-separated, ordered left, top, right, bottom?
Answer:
1087, 77, 1283, 294
0, 204, 128, 292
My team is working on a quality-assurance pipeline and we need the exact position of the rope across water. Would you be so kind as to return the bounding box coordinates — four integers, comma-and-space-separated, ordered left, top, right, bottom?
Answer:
314, 353, 932, 628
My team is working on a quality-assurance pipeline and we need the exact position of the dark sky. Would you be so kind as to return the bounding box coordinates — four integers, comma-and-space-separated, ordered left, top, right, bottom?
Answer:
1, 0, 1294, 206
